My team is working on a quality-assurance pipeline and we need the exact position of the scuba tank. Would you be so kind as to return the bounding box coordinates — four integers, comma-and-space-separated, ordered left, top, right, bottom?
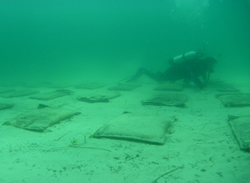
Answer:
169, 51, 198, 65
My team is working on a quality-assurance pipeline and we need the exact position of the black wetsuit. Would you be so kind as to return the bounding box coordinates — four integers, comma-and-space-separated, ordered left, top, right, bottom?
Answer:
128, 52, 217, 88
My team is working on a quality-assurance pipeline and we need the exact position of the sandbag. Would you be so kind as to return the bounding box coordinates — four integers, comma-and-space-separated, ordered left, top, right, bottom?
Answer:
108, 83, 141, 91
216, 85, 240, 92
216, 93, 250, 107
228, 115, 250, 151
1, 89, 38, 98
142, 93, 188, 107
30, 89, 72, 101
211, 81, 240, 92
93, 114, 174, 145
153, 82, 183, 91
0, 103, 14, 110
78, 91, 120, 103
3, 108, 79, 132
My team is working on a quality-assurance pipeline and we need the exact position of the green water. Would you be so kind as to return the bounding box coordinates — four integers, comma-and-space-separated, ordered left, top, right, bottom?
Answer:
0, 0, 249, 84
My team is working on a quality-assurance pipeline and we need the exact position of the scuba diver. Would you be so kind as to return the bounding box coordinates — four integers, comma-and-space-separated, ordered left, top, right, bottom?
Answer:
127, 51, 217, 88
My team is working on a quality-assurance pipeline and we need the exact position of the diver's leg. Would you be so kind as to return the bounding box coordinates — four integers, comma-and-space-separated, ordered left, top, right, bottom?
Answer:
201, 72, 210, 86
127, 68, 164, 82
187, 67, 204, 88
126, 68, 145, 82
143, 70, 165, 82
192, 76, 204, 88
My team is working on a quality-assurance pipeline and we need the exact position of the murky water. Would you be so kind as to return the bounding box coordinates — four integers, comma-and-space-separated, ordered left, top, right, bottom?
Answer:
0, 0, 249, 85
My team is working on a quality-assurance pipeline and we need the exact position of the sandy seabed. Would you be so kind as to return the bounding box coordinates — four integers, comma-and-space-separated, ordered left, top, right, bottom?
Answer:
0, 79, 249, 183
